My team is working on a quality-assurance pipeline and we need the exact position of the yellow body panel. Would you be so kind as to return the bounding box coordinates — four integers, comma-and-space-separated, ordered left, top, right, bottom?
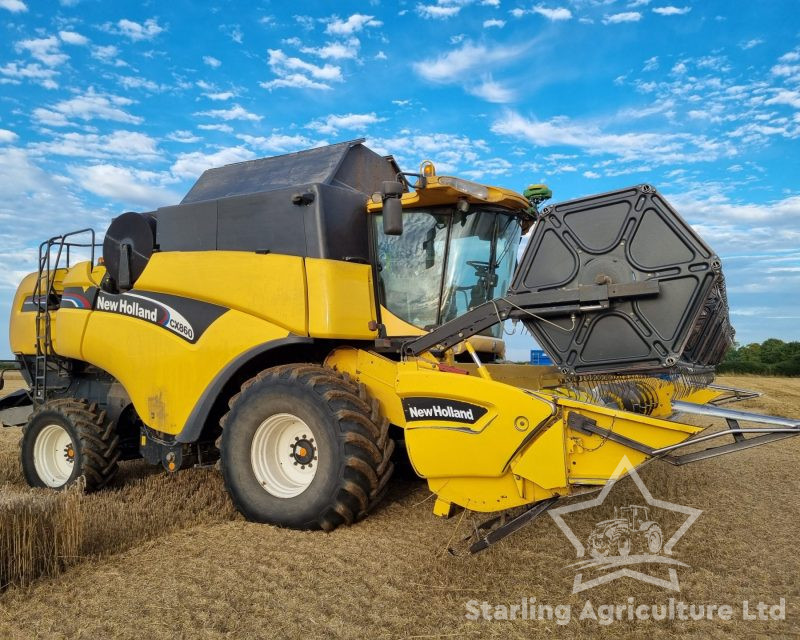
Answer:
82, 307, 288, 434
327, 348, 708, 514
306, 259, 377, 339
51, 261, 105, 359
135, 251, 308, 336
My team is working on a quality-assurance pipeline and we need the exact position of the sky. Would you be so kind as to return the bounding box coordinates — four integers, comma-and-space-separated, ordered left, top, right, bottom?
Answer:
0, 0, 798, 361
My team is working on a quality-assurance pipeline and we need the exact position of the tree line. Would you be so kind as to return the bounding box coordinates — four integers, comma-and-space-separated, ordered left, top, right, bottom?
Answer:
718, 338, 800, 376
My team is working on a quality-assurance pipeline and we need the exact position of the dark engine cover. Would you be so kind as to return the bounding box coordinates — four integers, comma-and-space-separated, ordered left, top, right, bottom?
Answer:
510, 184, 734, 374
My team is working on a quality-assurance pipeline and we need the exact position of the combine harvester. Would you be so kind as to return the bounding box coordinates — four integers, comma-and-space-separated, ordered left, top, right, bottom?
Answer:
2, 140, 798, 551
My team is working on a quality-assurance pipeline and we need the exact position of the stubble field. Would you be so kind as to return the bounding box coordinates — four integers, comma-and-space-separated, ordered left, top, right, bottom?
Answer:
0, 372, 798, 639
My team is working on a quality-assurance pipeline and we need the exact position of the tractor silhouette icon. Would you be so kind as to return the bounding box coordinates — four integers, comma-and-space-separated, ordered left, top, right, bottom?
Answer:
587, 505, 663, 558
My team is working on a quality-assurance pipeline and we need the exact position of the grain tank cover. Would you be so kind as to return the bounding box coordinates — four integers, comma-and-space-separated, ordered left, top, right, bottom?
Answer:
155, 139, 402, 260
181, 139, 399, 203
510, 184, 734, 374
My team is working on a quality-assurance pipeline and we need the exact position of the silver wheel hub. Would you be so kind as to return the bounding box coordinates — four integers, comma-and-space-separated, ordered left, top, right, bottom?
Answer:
33, 424, 75, 488
251, 413, 318, 498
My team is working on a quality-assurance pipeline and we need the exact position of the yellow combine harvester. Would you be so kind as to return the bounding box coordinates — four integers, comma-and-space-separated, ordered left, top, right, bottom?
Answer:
3, 140, 798, 551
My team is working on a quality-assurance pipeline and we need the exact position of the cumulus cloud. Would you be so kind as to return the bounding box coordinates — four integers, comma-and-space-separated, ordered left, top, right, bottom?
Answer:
468, 78, 516, 103
532, 5, 572, 21
491, 110, 735, 165
33, 89, 142, 125
71, 164, 179, 208
29, 130, 161, 159
194, 104, 262, 121
603, 12, 642, 24
325, 13, 382, 35
0, 129, 18, 143
203, 56, 222, 68
58, 30, 89, 46
416, 4, 461, 19
306, 112, 384, 135
105, 18, 165, 41
237, 133, 314, 153
652, 6, 691, 15
301, 39, 361, 60
171, 147, 256, 180
261, 49, 343, 91
413, 41, 525, 84
0, 62, 59, 89
16, 36, 68, 67
483, 19, 506, 28
0, 0, 27, 12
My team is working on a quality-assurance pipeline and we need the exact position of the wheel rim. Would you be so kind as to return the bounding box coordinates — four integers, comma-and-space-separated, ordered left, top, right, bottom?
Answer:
251, 413, 318, 498
33, 424, 75, 488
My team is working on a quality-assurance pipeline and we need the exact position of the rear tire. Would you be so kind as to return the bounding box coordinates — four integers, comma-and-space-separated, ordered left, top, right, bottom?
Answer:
218, 364, 394, 531
20, 398, 120, 491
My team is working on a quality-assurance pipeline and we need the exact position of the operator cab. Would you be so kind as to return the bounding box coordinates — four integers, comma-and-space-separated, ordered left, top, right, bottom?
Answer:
368, 163, 548, 357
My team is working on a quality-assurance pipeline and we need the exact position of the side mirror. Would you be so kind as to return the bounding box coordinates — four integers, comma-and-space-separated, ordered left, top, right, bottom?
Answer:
381, 181, 404, 236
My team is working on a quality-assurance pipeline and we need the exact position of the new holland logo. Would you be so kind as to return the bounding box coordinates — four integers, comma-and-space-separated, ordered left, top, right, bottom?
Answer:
95, 292, 196, 342
402, 397, 488, 425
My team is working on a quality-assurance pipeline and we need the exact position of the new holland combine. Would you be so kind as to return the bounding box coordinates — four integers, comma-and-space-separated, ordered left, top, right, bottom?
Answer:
3, 139, 798, 551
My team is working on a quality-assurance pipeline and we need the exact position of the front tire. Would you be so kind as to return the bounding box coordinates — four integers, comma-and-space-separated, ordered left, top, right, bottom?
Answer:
218, 364, 394, 531
21, 398, 120, 491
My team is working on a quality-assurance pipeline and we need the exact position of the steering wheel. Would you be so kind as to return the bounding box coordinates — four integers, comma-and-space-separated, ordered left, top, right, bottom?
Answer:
466, 260, 491, 276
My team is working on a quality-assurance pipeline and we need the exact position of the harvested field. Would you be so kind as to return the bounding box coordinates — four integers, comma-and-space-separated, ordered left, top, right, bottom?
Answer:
0, 374, 798, 638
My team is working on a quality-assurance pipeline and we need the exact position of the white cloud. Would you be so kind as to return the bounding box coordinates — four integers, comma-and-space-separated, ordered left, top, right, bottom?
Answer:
261, 49, 342, 91
375, 51, 387, 60
194, 104, 262, 121
0, 129, 18, 143
0, 62, 59, 89
91, 44, 125, 67
532, 5, 572, 21
0, 0, 27, 12
117, 75, 166, 92
416, 4, 461, 19
219, 24, 244, 44
30, 130, 161, 159
603, 12, 642, 24
237, 133, 313, 153
652, 6, 691, 15
106, 18, 165, 42
413, 41, 525, 84
481, 0, 500, 5
468, 78, 515, 103
325, 13, 382, 35
16, 36, 68, 67
483, 18, 506, 28
307, 112, 384, 135
203, 56, 222, 68
491, 110, 735, 165
765, 90, 800, 109
301, 39, 361, 60
198, 124, 234, 133
171, 147, 256, 180
460, 157, 512, 180
168, 130, 202, 144
583, 170, 600, 178
643, 56, 659, 71
71, 164, 179, 208
367, 133, 489, 173
34, 89, 142, 125
205, 91, 235, 101
740, 38, 763, 50
58, 31, 88, 46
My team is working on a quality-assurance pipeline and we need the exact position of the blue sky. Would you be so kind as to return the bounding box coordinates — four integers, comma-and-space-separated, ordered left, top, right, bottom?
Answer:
0, 0, 798, 360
